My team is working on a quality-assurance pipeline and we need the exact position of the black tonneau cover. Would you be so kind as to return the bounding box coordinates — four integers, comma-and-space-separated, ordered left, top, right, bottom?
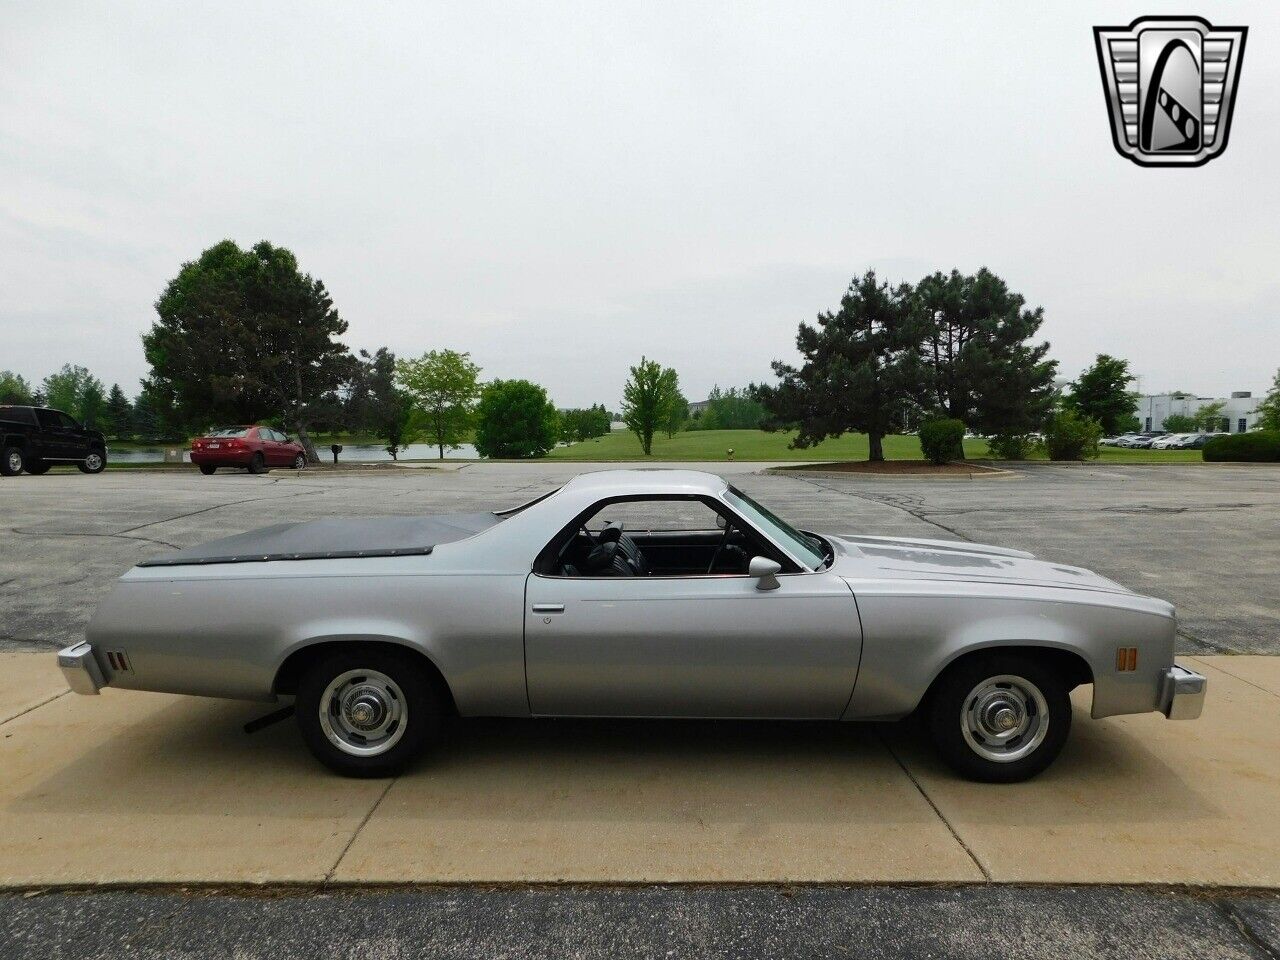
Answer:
136, 513, 503, 567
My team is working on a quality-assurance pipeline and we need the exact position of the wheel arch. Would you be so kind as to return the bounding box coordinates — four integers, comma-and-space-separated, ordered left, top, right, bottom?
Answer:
920, 642, 1094, 714
272, 637, 459, 716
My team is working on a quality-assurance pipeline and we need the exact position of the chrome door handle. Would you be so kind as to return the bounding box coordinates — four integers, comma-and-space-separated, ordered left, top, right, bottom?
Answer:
531, 603, 565, 614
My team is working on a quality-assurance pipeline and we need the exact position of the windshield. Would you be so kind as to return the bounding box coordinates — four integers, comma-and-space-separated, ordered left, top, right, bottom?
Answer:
725, 485, 826, 570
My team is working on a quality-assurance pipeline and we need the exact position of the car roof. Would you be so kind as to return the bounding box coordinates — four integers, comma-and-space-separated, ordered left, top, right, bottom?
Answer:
560, 469, 730, 498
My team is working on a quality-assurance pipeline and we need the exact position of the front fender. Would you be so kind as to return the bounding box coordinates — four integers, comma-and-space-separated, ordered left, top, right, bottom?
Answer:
841, 583, 1176, 720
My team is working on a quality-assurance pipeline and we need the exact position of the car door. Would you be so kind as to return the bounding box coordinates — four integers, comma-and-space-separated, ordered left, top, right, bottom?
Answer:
524, 569, 862, 720
34, 409, 73, 459
264, 429, 287, 465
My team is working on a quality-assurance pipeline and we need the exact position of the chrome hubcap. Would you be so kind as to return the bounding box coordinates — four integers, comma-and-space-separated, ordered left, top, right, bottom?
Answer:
7, 452, 21, 472
85, 454, 102, 471
961, 674, 1049, 763
319, 669, 407, 757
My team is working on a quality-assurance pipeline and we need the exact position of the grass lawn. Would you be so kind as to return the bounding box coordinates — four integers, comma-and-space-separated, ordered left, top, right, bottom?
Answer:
547, 429, 1205, 463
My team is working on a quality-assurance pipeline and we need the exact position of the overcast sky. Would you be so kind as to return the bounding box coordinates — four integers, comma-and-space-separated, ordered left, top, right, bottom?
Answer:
3, 1, 1277, 408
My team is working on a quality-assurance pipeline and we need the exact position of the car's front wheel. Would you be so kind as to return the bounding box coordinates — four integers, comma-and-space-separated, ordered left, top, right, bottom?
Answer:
295, 649, 442, 777
78, 449, 106, 473
927, 653, 1071, 783
292, 453, 306, 470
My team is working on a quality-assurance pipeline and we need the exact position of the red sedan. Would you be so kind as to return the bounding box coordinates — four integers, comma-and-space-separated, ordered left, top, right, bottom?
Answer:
190, 426, 307, 475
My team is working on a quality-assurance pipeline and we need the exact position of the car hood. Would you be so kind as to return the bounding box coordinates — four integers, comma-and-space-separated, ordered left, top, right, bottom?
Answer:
136, 513, 504, 567
825, 533, 1132, 595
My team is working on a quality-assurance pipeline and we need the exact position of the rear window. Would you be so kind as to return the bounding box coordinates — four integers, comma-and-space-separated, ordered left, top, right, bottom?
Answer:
205, 427, 252, 438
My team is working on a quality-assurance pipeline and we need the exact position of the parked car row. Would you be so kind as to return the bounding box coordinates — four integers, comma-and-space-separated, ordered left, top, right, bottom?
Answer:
1101, 431, 1214, 450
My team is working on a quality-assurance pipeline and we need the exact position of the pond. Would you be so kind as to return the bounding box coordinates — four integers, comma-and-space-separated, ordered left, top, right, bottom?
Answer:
108, 442, 483, 464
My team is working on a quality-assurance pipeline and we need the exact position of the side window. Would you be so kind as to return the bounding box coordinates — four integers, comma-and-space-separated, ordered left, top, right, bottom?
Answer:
544, 497, 783, 579
57, 412, 80, 430
35, 410, 61, 429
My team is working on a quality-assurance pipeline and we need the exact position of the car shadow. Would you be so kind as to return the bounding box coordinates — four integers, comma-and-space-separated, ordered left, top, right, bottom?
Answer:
11, 695, 1217, 828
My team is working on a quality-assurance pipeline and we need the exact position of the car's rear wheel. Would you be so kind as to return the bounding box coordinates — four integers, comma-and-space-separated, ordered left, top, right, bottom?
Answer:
78, 449, 106, 473
248, 452, 267, 474
198, 464, 217, 475
24, 459, 51, 475
927, 653, 1071, 783
293, 453, 306, 470
2, 446, 27, 476
295, 649, 442, 777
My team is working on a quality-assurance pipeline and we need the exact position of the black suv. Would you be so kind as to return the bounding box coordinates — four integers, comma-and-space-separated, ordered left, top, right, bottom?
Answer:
0, 405, 108, 476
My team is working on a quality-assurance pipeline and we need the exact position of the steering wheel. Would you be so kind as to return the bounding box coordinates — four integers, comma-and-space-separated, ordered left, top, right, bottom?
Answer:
707, 521, 733, 573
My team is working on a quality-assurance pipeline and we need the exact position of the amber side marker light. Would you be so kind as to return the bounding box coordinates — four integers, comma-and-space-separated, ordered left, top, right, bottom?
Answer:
1116, 647, 1138, 672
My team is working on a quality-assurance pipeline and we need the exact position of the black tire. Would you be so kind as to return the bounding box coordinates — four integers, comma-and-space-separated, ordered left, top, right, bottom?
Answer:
292, 453, 306, 470
25, 459, 51, 475
248, 452, 267, 474
927, 652, 1071, 783
295, 648, 442, 777
1, 445, 26, 476
199, 464, 217, 475
77, 448, 107, 473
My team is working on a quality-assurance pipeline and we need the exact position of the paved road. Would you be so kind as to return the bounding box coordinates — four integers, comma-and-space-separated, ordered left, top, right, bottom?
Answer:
4, 885, 1279, 960
2, 461, 1277, 653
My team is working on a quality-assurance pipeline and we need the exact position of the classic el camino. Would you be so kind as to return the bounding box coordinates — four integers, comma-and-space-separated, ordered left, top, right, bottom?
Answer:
59, 470, 1205, 782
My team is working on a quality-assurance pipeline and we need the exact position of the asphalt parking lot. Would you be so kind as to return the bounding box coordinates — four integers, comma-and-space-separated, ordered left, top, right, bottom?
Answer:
3, 459, 1278, 654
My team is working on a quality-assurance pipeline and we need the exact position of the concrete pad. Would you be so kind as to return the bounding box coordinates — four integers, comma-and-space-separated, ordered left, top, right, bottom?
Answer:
334, 718, 983, 883
891, 656, 1280, 886
1190, 654, 1280, 699
0, 651, 67, 723
0, 688, 389, 885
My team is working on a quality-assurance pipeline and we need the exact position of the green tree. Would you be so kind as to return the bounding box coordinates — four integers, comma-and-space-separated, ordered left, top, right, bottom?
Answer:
104, 384, 134, 440
143, 240, 354, 461
665, 387, 689, 439
913, 269, 1058, 441
1161, 413, 1197, 433
473, 379, 559, 458
757, 270, 928, 462
1044, 409, 1103, 461
394, 349, 481, 460
40, 364, 103, 420
1257, 369, 1280, 432
350, 348, 417, 458
0, 370, 33, 405
1064, 354, 1139, 436
686, 385, 767, 431
621, 356, 679, 455
1195, 400, 1227, 432
79, 379, 106, 430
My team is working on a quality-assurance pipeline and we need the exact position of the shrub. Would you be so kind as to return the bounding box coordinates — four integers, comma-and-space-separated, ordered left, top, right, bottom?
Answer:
1043, 409, 1102, 461
918, 418, 966, 464
1202, 431, 1280, 462
986, 433, 1037, 460
473, 379, 560, 458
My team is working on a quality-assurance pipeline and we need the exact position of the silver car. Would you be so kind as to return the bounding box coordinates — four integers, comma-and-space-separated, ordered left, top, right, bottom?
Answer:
59, 470, 1205, 783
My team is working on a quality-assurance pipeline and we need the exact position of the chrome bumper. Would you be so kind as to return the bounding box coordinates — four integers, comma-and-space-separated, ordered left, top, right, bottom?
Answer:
1161, 664, 1206, 720
58, 642, 105, 695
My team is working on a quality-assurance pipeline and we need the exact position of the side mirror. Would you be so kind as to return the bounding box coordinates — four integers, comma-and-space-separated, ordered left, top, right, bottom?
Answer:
749, 556, 782, 591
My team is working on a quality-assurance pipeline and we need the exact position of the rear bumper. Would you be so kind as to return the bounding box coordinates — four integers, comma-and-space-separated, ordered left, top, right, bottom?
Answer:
1161, 664, 1207, 720
58, 642, 106, 695
190, 450, 253, 466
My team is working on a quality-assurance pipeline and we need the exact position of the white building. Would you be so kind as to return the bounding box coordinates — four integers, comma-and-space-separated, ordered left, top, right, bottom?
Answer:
1136, 391, 1261, 434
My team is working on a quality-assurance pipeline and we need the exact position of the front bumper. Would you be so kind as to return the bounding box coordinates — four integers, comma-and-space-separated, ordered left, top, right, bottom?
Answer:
1161, 664, 1207, 720
58, 641, 105, 695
